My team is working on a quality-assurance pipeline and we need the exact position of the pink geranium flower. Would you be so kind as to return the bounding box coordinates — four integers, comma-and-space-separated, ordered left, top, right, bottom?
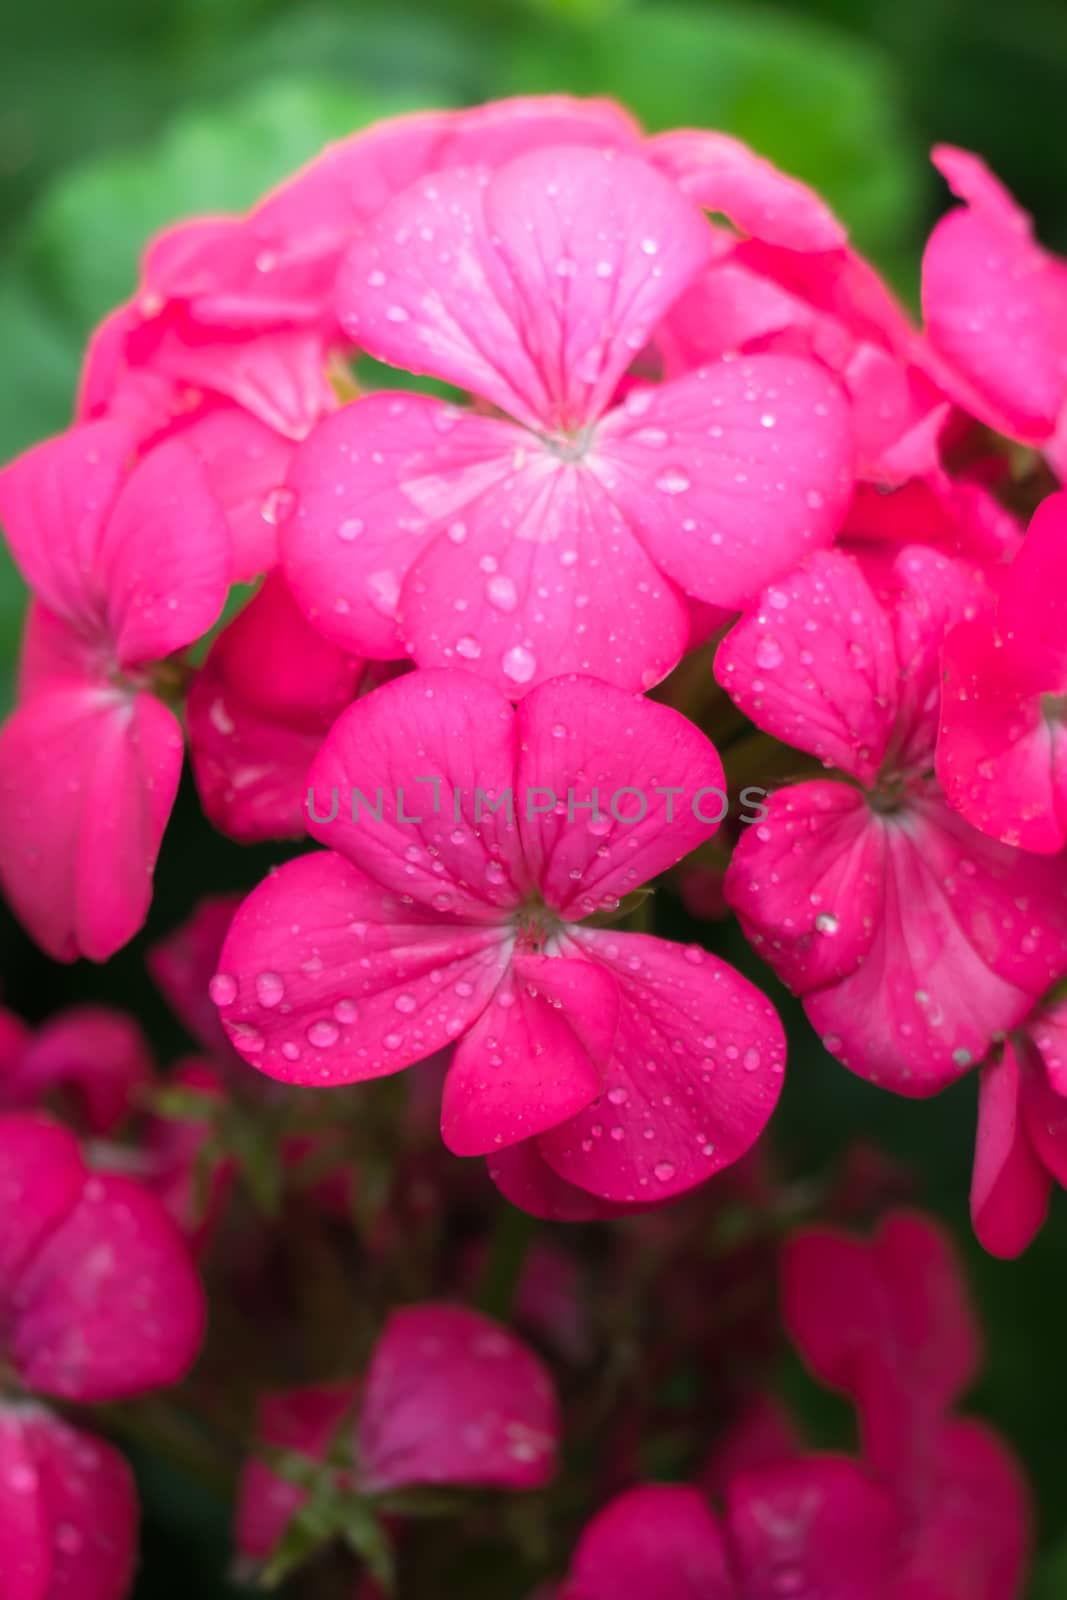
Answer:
718, 543, 1067, 1092
212, 670, 785, 1205
937, 491, 1067, 852
280, 145, 852, 697
235, 1303, 559, 1570
0, 420, 231, 960
0, 1004, 152, 1137
0, 1112, 206, 1600
971, 994, 1067, 1256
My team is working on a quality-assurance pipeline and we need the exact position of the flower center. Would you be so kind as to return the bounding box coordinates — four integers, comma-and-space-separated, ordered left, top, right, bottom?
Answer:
513, 895, 565, 953
1042, 692, 1067, 729
539, 424, 596, 464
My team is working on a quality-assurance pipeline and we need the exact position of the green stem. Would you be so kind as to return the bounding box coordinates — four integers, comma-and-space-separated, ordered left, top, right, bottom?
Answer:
477, 1204, 535, 1321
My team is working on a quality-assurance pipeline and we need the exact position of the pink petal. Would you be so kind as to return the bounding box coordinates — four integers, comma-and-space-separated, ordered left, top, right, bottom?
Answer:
214, 851, 511, 1085
593, 357, 853, 611
187, 572, 364, 843
997, 490, 1067, 689
487, 1139, 645, 1222
1, 1008, 153, 1136
305, 669, 530, 918
9, 1170, 206, 1403
176, 402, 294, 581
782, 1212, 981, 1484
0, 1406, 138, 1600
515, 676, 726, 918
235, 1382, 358, 1561
649, 131, 846, 252
536, 932, 784, 1203
1030, 998, 1067, 1095
971, 1045, 1050, 1259
560, 1484, 732, 1600
440, 95, 641, 167
715, 550, 897, 784
96, 436, 231, 668
0, 1114, 86, 1285
895, 1418, 1030, 1600
282, 394, 520, 656
1018, 1041, 1067, 1189
0, 421, 128, 635
338, 149, 712, 431
0, 670, 183, 962
726, 1457, 898, 1599
357, 1303, 559, 1492
147, 894, 244, 1057
700, 1395, 802, 1496
725, 784, 885, 994
441, 953, 617, 1156
146, 325, 333, 442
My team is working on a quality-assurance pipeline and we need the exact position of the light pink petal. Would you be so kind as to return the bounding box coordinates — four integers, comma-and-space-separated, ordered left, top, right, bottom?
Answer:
997, 490, 1067, 688
147, 325, 333, 442
895, 1418, 1031, 1600
214, 851, 511, 1085
716, 550, 897, 783
560, 1484, 732, 1600
782, 1213, 981, 1484
726, 1457, 898, 1599
357, 1304, 559, 1492
515, 676, 726, 918
187, 572, 364, 843
0, 677, 183, 962
440, 95, 641, 166
593, 357, 853, 611
0, 1114, 86, 1286
487, 1139, 645, 1222
97, 437, 231, 668
971, 1045, 1051, 1258
726, 784, 885, 993
147, 894, 244, 1057
1, 1008, 153, 1136
937, 615, 1065, 853
339, 149, 712, 430
306, 669, 530, 918
841, 342, 949, 486
536, 932, 784, 1203
235, 1382, 358, 1561
398, 453, 689, 697
177, 403, 295, 581
805, 794, 1067, 1094
441, 953, 617, 1156
9, 1170, 206, 1403
282, 393, 519, 656
0, 421, 129, 635
649, 131, 846, 252
0, 1407, 138, 1600
921, 179, 1066, 440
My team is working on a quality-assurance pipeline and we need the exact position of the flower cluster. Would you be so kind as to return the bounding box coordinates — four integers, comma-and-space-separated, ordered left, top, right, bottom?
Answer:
0, 91, 1062, 1594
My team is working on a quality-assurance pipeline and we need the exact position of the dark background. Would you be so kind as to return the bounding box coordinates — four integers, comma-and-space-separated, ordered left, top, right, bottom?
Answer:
1, 1, 1065, 1593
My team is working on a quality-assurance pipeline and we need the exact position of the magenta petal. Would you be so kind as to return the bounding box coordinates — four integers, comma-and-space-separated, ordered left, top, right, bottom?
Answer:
895, 1418, 1031, 1600
649, 130, 846, 252
726, 784, 885, 994
3, 1007, 153, 1136
440, 95, 641, 167
487, 1139, 646, 1222
560, 1484, 733, 1600
147, 894, 244, 1058
726, 1457, 898, 1599
235, 1382, 359, 1561
971, 1045, 1050, 1259
282, 394, 520, 656
9, 1171, 205, 1403
515, 676, 726, 919
997, 490, 1067, 689
357, 1304, 559, 1492
338, 149, 712, 431
0, 676, 184, 963
177, 403, 294, 581
536, 932, 784, 1203
594, 357, 853, 611
0, 1114, 86, 1284
0, 1406, 137, 1600
306, 669, 530, 917
215, 852, 511, 1085
716, 550, 897, 784
441, 953, 616, 1156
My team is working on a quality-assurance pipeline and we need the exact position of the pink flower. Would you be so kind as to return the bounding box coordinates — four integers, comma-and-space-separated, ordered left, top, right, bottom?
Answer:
213, 670, 785, 1205
971, 994, 1067, 1256
234, 1303, 559, 1567
782, 1212, 1030, 1598
0, 421, 231, 961
920, 146, 1067, 454
937, 491, 1067, 852
0, 1005, 153, 1137
280, 147, 852, 697
718, 545, 1067, 1092
0, 1112, 206, 1600
186, 571, 367, 842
